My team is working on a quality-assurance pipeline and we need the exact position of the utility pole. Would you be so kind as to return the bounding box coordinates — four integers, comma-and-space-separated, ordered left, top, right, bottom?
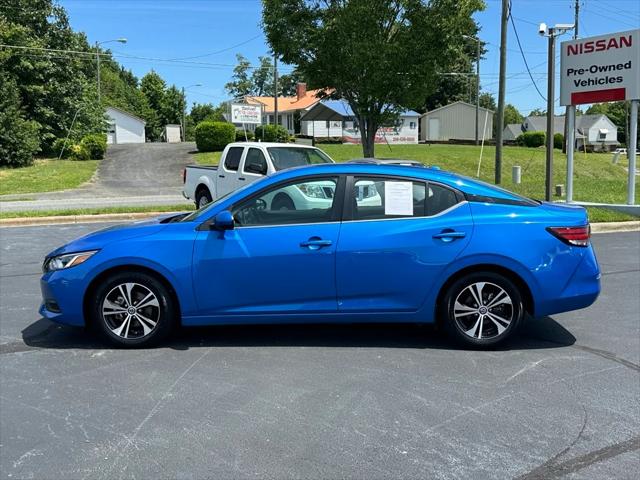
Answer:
563, 0, 579, 154
545, 27, 556, 202
273, 54, 279, 127
495, 0, 509, 184
182, 86, 186, 142
95, 41, 101, 104
475, 37, 480, 146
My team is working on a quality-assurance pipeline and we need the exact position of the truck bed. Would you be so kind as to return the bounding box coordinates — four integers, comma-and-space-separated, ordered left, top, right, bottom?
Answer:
186, 164, 218, 170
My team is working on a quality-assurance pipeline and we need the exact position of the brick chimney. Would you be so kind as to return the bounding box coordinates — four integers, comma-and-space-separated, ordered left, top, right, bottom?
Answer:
296, 82, 307, 101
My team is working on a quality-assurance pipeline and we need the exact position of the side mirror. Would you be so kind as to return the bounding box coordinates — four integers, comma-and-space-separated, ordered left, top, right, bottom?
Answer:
212, 210, 234, 230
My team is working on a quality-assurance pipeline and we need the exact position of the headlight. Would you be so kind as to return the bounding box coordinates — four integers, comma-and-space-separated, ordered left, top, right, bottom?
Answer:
43, 250, 98, 273
297, 183, 330, 199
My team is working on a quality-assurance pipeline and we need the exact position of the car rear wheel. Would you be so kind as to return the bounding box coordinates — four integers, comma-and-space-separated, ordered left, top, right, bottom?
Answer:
442, 272, 523, 348
196, 188, 212, 209
90, 272, 175, 348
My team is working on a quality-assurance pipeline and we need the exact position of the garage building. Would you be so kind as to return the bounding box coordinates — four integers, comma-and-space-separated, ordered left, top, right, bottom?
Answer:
420, 101, 494, 142
106, 106, 146, 144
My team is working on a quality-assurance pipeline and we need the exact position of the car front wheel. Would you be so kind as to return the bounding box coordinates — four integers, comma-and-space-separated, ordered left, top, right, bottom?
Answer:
442, 272, 523, 348
90, 272, 175, 347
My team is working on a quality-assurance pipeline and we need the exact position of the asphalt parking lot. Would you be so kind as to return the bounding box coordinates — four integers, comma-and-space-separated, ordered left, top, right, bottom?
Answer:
0, 223, 638, 480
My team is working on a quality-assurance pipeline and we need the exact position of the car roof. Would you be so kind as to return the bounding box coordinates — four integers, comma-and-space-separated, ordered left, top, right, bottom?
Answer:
228, 142, 318, 149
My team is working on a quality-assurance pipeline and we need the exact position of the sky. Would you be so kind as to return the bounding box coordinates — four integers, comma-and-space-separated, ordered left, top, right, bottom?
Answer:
60, 0, 640, 116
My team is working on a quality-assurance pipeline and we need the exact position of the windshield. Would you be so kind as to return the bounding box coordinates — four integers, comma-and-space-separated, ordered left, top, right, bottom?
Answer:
180, 178, 263, 222
267, 147, 333, 171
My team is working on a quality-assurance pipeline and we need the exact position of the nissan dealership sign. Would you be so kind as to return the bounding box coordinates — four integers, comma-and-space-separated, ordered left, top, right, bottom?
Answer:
560, 29, 639, 106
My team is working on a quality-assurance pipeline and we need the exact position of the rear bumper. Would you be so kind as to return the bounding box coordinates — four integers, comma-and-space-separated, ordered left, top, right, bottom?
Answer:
535, 245, 601, 317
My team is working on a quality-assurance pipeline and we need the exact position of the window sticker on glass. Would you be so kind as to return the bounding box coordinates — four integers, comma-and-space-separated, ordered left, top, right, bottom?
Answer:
384, 181, 413, 216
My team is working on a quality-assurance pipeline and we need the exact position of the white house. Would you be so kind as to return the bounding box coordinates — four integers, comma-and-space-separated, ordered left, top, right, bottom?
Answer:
301, 100, 419, 144
503, 123, 523, 142
420, 101, 494, 142
105, 106, 146, 144
522, 114, 619, 151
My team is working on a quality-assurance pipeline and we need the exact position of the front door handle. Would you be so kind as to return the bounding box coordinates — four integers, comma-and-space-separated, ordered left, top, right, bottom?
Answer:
433, 230, 466, 242
300, 237, 333, 250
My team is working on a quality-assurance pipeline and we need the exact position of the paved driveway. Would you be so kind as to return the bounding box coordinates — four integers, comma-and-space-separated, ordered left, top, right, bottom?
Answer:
1, 143, 196, 212
0, 226, 638, 479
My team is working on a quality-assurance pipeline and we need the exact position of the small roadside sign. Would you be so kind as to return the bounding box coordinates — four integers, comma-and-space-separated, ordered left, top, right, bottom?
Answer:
560, 29, 639, 106
230, 104, 262, 124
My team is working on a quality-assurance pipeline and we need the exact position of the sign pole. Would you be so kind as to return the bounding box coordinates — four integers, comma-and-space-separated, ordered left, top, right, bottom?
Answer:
566, 105, 575, 202
628, 99, 638, 205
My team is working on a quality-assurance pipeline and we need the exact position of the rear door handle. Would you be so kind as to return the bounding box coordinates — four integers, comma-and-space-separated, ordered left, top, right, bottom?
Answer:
238, 177, 246, 181
300, 237, 333, 250
218, 174, 225, 178
433, 230, 466, 242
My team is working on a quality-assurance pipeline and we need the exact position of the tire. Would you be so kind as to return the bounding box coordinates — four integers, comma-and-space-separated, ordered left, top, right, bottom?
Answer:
196, 187, 212, 209
271, 193, 295, 211
89, 271, 176, 348
442, 272, 523, 348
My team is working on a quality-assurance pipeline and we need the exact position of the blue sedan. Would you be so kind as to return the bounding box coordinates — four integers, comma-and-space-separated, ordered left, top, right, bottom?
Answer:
40, 161, 600, 348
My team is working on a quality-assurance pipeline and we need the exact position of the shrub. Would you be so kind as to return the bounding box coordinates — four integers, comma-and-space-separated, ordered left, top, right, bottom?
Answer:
254, 124, 289, 143
516, 131, 546, 148
554, 133, 564, 150
69, 143, 90, 161
235, 129, 255, 141
51, 138, 71, 159
80, 133, 107, 160
195, 121, 236, 152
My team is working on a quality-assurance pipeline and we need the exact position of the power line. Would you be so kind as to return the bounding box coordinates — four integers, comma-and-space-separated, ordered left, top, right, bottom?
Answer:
166, 34, 263, 61
509, 13, 547, 101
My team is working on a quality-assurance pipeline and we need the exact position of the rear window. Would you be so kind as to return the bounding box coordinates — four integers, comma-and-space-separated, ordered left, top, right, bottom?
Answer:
267, 147, 333, 171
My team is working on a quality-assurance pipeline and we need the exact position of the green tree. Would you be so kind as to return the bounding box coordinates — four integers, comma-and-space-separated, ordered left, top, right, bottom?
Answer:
503, 103, 523, 127
0, 0, 104, 153
140, 71, 167, 140
0, 72, 40, 167
263, 0, 484, 157
252, 56, 275, 96
479, 92, 496, 111
190, 103, 226, 124
225, 54, 254, 98
528, 108, 546, 117
161, 85, 186, 126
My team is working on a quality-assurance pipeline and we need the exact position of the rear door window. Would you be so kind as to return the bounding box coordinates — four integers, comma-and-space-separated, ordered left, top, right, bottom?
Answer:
350, 177, 427, 221
224, 147, 244, 172
426, 183, 460, 216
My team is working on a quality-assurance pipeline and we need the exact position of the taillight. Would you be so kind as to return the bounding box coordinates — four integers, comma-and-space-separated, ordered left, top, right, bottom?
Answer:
182, 168, 186, 184
546, 225, 590, 247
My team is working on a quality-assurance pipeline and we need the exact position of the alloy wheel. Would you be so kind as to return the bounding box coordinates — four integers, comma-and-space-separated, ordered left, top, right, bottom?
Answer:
102, 282, 160, 339
453, 281, 514, 340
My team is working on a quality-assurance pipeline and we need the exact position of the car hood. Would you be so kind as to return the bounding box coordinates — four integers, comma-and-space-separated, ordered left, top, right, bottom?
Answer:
45, 214, 177, 258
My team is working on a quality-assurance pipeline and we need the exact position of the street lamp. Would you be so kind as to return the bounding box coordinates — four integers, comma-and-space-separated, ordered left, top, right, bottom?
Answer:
182, 84, 202, 142
95, 38, 127, 104
462, 34, 481, 146
539, 23, 574, 201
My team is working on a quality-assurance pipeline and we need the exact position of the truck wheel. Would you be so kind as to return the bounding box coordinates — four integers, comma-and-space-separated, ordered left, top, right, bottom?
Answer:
441, 272, 523, 348
272, 193, 295, 211
196, 188, 212, 209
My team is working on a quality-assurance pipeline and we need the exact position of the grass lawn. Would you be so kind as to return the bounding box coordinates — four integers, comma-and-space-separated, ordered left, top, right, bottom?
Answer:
193, 151, 222, 165
0, 204, 195, 220
0, 159, 99, 196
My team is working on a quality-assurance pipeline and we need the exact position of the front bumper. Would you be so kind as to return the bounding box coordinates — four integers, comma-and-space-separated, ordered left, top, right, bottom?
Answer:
39, 269, 89, 327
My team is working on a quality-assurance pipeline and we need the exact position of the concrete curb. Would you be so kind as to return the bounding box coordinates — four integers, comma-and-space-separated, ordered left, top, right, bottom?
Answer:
1, 213, 638, 232
591, 221, 640, 234
0, 211, 183, 228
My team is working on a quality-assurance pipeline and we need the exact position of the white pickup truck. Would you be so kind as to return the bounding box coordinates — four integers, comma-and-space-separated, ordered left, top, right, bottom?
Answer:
183, 142, 336, 208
